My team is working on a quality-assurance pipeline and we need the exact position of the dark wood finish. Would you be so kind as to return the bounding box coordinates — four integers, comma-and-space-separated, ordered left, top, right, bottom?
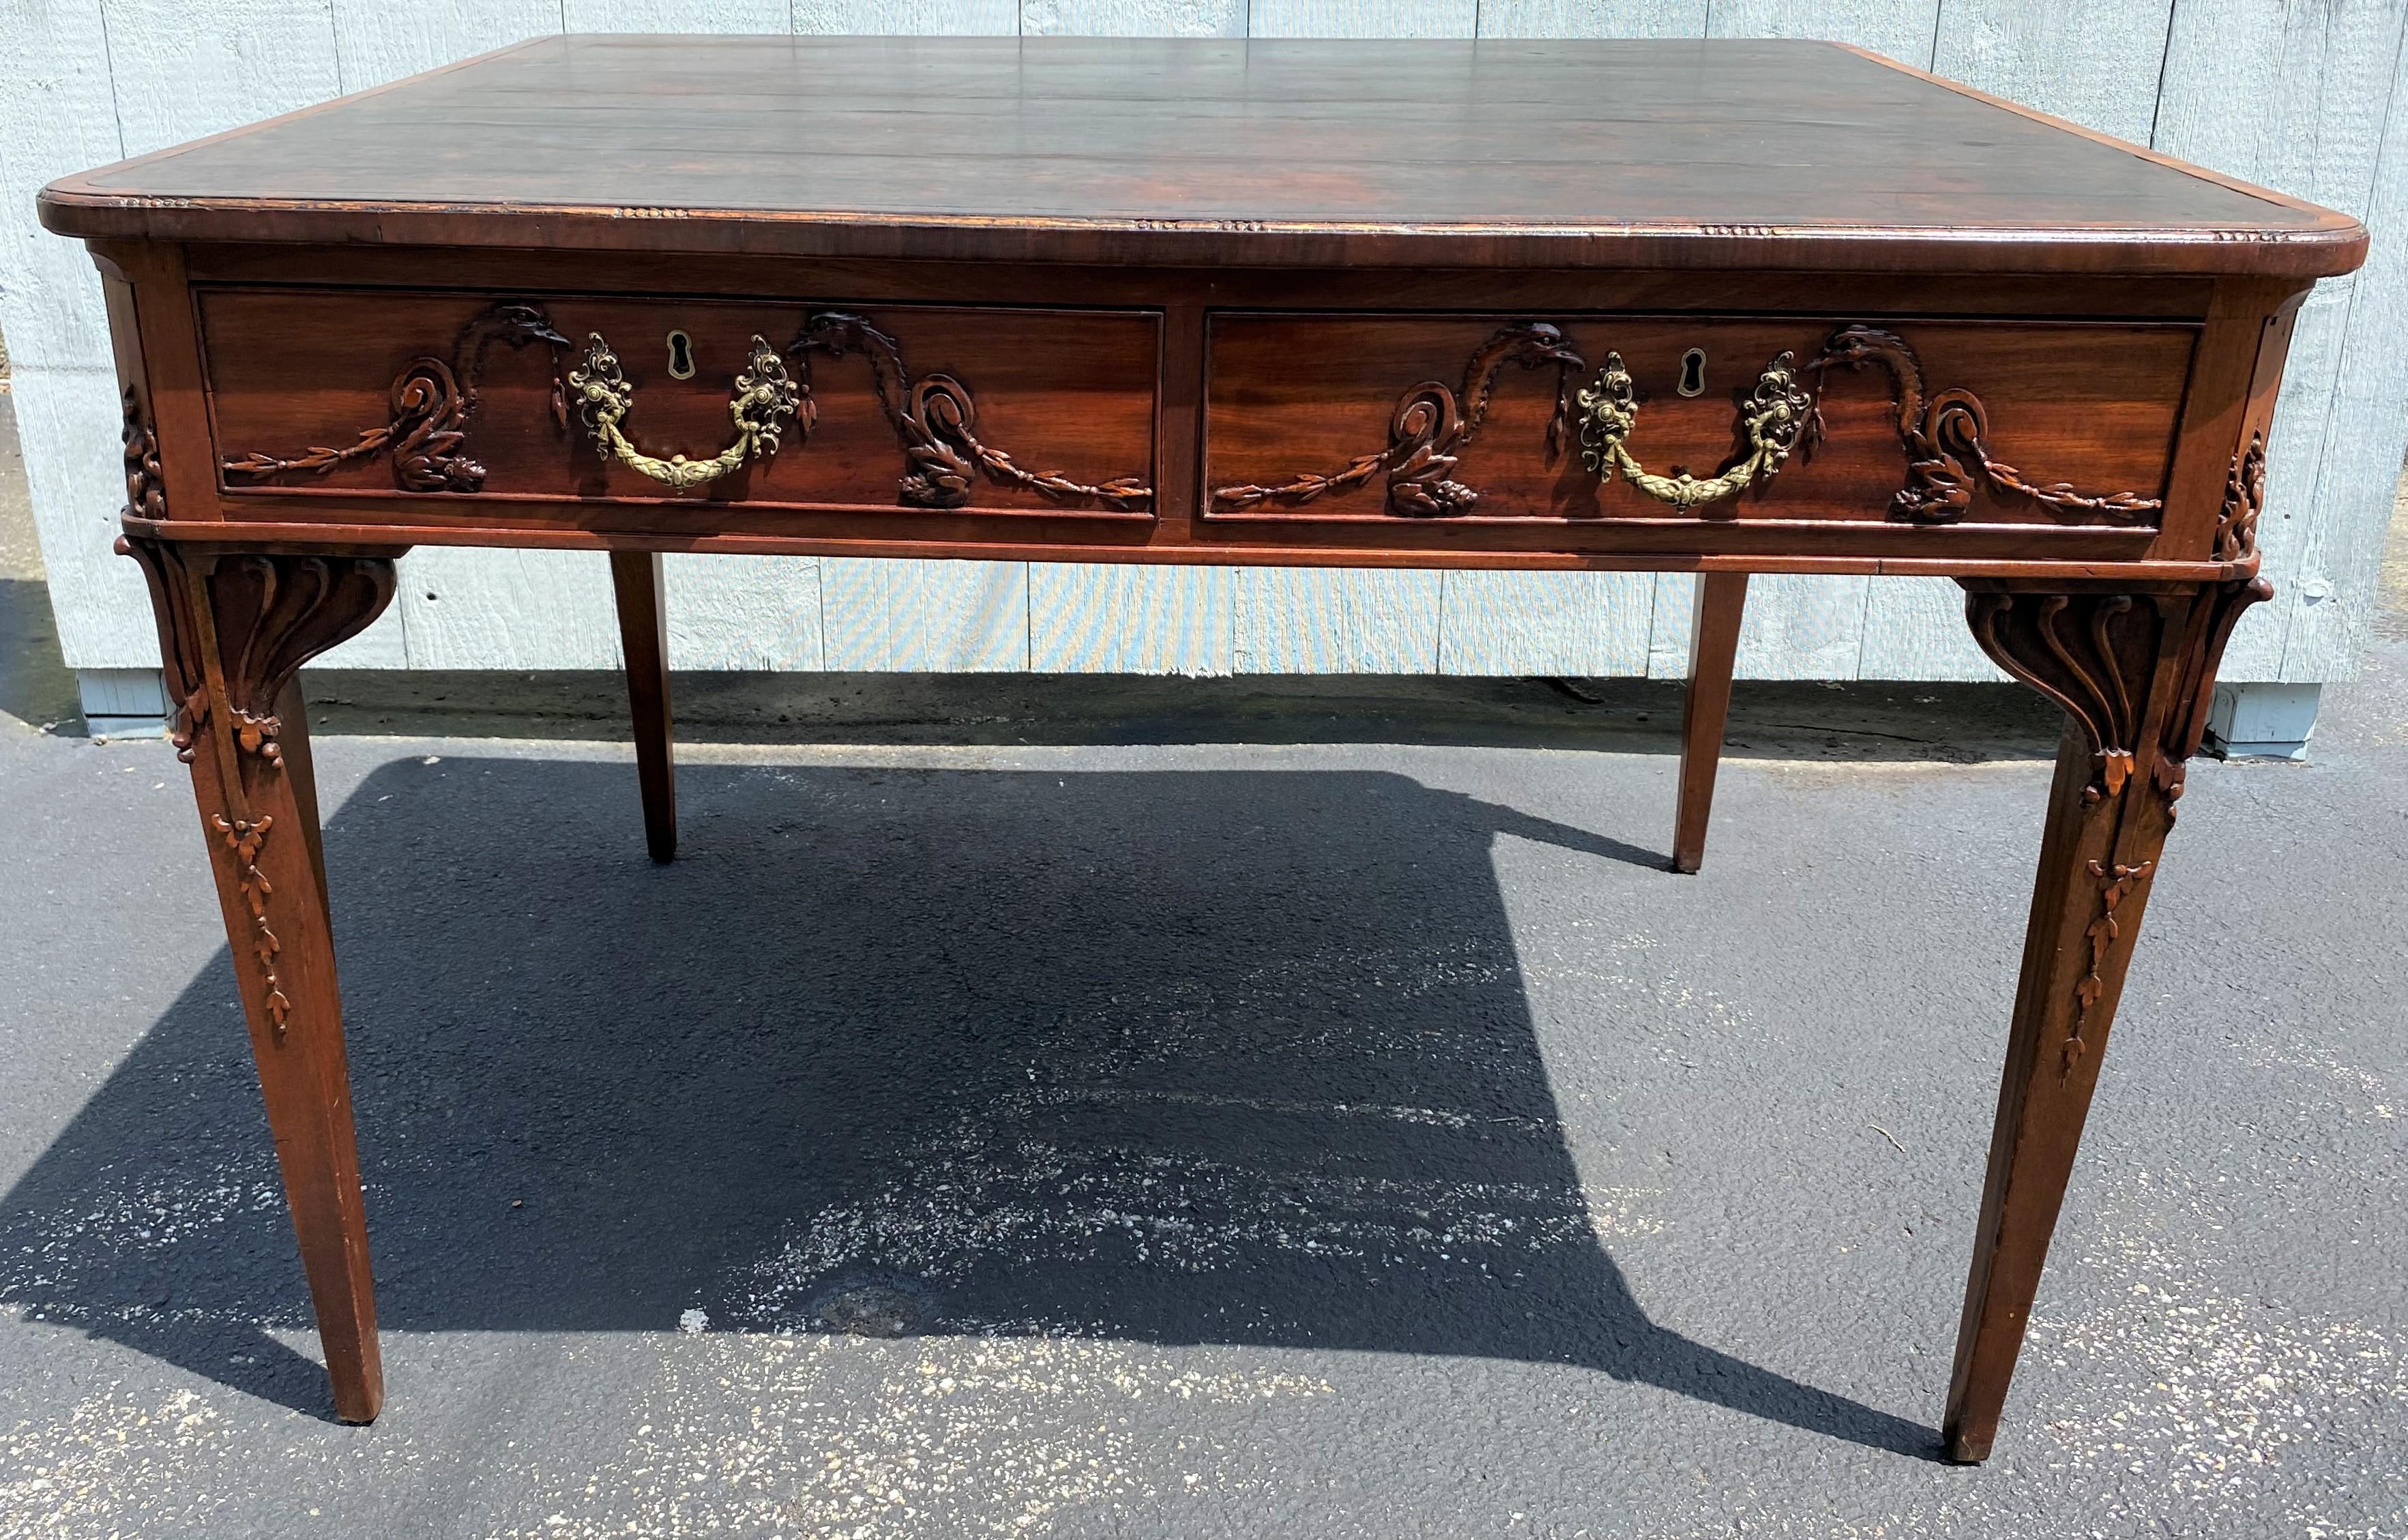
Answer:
47, 35, 2360, 1455
1671, 572, 1748, 874
118, 535, 397, 1425
38, 38, 2362, 276
1943, 576, 2267, 1462
1204, 315, 2192, 526
609, 550, 677, 863
199, 292, 1160, 516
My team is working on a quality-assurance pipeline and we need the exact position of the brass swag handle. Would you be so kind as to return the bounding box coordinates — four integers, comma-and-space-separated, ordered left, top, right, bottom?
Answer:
1576, 351, 1815, 511
568, 332, 801, 489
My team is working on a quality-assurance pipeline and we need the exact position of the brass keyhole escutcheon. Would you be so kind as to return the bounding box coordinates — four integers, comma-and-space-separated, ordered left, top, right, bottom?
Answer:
666, 330, 695, 380
1677, 348, 1707, 398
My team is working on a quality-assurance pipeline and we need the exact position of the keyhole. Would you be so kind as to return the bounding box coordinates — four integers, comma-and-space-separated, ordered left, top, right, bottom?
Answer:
666, 330, 695, 380
1677, 348, 1707, 398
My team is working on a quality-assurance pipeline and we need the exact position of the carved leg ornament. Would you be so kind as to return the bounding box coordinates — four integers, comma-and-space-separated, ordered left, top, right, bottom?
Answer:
1943, 575, 2267, 1462
120, 536, 400, 1423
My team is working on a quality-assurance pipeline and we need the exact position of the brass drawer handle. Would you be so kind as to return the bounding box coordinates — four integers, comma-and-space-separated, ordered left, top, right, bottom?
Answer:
1576, 351, 1815, 510
568, 331, 800, 489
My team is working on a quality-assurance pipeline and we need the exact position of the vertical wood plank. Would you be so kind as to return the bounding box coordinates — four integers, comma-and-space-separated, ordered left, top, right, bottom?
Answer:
1233, 568, 1441, 673
1480, 0, 1705, 36
560, 0, 789, 30
661, 554, 825, 670
1856, 576, 2007, 681
0, 0, 120, 373
1250, 0, 1474, 37
397, 549, 624, 669
100, 0, 342, 154
8, 366, 159, 667
328, 0, 559, 87
1437, 571, 1656, 677
2282, 30, 2408, 683
2152, 0, 2407, 681
1029, 565, 1234, 673
1705, 0, 1939, 68
1929, 0, 2174, 147
1732, 574, 1867, 679
1023, 0, 1243, 37
1860, 0, 2184, 685
1646, 572, 1697, 679
819, 557, 1030, 670
797, 0, 1017, 30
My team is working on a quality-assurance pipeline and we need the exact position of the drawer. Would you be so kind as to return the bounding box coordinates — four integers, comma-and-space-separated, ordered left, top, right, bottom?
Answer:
198, 289, 1160, 516
1203, 314, 2195, 527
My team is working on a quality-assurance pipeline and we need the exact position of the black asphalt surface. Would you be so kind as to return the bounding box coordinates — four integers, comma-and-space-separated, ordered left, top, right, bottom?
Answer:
2, 634, 2404, 1537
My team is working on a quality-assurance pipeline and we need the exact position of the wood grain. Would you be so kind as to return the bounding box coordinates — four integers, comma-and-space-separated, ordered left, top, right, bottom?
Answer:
1204, 314, 2196, 529
40, 37, 2362, 276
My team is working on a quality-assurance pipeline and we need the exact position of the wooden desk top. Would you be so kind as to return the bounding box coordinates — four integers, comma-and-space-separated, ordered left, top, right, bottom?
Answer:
40, 35, 2362, 276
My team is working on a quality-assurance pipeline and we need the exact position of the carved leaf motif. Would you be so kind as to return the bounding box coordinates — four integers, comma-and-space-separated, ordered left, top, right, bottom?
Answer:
214, 812, 292, 1039
121, 388, 167, 521
1963, 590, 2156, 805
1810, 326, 2162, 525
2066, 859, 2154, 1076
790, 311, 1151, 512
222, 301, 569, 492
2216, 432, 2267, 564
1213, 322, 1586, 517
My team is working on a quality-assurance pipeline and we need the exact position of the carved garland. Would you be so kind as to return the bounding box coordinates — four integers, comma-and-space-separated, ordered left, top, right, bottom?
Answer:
123, 387, 167, 519
214, 812, 291, 1035
224, 302, 1151, 511
1965, 576, 2270, 1078
1207, 323, 2159, 524
1212, 322, 1587, 516
788, 311, 1151, 510
2067, 859, 2154, 1076
2216, 431, 2267, 563
119, 540, 398, 1045
222, 303, 571, 491
1808, 326, 2162, 525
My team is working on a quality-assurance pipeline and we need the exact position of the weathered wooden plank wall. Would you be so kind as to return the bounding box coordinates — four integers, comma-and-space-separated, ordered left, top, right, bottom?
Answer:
3, 0, 2402, 685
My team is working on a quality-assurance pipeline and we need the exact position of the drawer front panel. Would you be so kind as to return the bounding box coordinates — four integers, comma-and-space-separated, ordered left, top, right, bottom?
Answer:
1203, 314, 2195, 527
199, 290, 1160, 516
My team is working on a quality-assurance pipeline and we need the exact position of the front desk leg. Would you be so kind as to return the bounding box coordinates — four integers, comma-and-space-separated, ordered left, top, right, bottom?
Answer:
122, 538, 400, 1423
1942, 578, 2266, 1462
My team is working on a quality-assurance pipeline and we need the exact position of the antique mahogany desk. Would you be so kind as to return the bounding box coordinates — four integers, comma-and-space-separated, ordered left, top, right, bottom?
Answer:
40, 35, 2364, 1461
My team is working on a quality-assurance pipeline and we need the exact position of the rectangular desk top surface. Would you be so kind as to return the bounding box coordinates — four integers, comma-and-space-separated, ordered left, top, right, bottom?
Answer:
40, 35, 2362, 276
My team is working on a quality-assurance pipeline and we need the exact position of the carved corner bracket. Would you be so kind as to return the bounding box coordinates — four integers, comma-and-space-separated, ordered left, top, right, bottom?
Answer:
222, 302, 571, 492
1811, 326, 2163, 526
1962, 576, 2270, 1080
119, 539, 396, 1041
789, 311, 1151, 512
1963, 589, 2162, 805
1212, 322, 1587, 517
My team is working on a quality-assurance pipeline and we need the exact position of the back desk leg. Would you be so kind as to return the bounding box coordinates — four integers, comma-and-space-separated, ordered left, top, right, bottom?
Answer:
609, 551, 677, 863
1671, 572, 1748, 874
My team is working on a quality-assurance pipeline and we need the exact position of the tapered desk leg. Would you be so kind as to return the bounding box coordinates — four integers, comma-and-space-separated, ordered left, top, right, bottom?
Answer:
610, 550, 677, 863
1671, 572, 1747, 874
1943, 578, 2266, 1462
122, 538, 400, 1424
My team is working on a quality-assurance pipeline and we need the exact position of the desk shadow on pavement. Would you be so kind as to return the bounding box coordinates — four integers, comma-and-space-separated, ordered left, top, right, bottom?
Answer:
0, 757, 1936, 1459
